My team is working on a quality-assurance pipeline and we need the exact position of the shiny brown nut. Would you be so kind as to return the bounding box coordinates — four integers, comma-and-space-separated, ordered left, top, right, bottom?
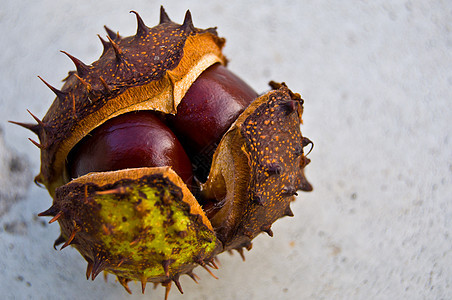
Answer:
168, 63, 258, 181
68, 111, 194, 186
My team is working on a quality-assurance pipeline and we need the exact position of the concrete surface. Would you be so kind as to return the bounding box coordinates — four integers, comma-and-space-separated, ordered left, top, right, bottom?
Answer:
0, 1, 451, 299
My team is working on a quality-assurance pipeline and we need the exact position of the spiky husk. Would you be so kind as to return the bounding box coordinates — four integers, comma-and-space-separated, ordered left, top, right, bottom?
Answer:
50, 167, 221, 289
202, 83, 312, 251
14, 7, 314, 298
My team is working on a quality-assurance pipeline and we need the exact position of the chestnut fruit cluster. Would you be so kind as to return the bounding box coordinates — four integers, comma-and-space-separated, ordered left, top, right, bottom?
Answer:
12, 7, 312, 299
68, 63, 257, 190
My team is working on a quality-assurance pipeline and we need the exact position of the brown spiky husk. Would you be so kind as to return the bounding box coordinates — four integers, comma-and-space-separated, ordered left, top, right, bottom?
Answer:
202, 83, 312, 250
13, 6, 313, 297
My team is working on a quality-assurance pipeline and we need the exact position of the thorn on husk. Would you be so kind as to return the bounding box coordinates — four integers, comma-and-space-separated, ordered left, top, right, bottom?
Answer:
37, 75, 67, 100
199, 262, 218, 279
74, 74, 92, 92
302, 137, 314, 156
104, 25, 120, 41
99, 76, 112, 93
208, 259, 219, 269
173, 275, 184, 294
279, 99, 298, 115
28, 138, 46, 149
269, 80, 284, 90
26, 109, 45, 128
245, 241, 253, 251
86, 261, 93, 280
53, 235, 66, 250
236, 248, 246, 261
284, 206, 294, 217
297, 174, 313, 192
91, 258, 106, 280
261, 225, 274, 237
38, 205, 58, 217
8, 120, 40, 136
214, 256, 221, 267
130, 11, 148, 37
60, 226, 79, 250
34, 176, 44, 188
117, 276, 132, 294
163, 280, 172, 300
106, 35, 123, 60
187, 271, 199, 284
48, 211, 63, 224
97, 34, 111, 56
60, 50, 90, 77
141, 276, 147, 294
181, 10, 194, 32
159, 6, 171, 24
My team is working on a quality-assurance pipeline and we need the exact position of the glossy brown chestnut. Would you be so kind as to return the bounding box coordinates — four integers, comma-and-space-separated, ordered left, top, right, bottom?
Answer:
68, 111, 193, 186
168, 63, 258, 181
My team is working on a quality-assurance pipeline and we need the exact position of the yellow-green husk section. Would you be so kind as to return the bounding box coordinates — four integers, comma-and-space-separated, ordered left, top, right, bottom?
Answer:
96, 185, 216, 278
55, 171, 219, 281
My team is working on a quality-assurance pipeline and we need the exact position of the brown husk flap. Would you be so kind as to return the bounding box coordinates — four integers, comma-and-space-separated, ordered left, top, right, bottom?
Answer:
202, 83, 312, 250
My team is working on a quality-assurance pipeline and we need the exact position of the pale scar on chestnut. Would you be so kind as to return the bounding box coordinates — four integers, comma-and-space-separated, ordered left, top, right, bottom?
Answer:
10, 6, 312, 299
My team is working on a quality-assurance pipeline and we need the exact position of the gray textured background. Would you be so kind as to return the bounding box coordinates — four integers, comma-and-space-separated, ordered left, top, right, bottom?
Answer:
1, 1, 451, 299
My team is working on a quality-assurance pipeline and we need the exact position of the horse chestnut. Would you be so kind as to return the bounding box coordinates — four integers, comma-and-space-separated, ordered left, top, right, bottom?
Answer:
12, 7, 312, 298
67, 111, 194, 186
169, 63, 257, 181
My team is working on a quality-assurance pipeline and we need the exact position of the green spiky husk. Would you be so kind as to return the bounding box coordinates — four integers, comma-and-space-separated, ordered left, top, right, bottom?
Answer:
54, 171, 221, 282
